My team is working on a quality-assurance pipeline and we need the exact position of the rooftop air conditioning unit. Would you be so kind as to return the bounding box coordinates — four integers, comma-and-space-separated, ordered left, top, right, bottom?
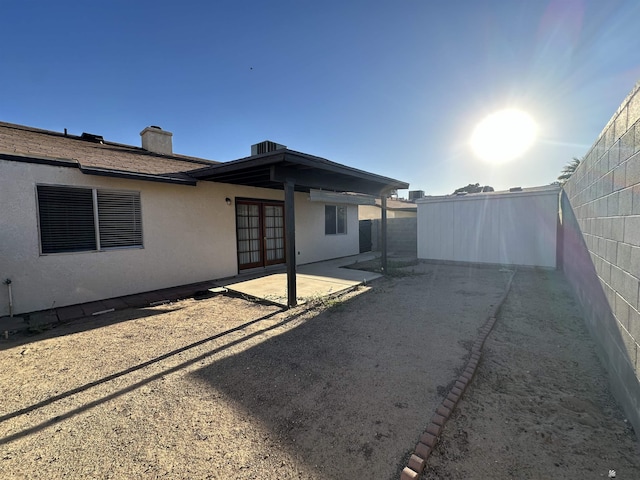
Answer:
251, 140, 286, 156
408, 190, 425, 201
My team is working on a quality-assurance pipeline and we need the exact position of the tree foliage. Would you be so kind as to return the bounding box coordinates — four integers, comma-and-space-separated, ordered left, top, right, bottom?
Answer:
452, 183, 494, 194
558, 157, 581, 185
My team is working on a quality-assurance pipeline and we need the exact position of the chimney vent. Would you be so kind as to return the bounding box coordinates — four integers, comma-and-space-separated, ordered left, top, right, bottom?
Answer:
251, 140, 286, 156
141, 126, 173, 155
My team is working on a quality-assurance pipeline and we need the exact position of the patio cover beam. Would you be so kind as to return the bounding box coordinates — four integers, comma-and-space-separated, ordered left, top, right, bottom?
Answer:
270, 165, 386, 197
381, 194, 388, 274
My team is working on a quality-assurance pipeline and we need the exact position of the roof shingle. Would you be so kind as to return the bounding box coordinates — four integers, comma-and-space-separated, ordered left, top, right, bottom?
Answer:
0, 121, 219, 183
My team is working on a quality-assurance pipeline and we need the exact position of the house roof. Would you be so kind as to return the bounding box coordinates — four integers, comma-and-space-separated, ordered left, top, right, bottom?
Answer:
189, 149, 409, 196
0, 121, 408, 195
0, 122, 218, 185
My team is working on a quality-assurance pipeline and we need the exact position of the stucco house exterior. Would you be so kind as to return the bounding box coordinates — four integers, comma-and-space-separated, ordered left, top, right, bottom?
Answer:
0, 121, 407, 315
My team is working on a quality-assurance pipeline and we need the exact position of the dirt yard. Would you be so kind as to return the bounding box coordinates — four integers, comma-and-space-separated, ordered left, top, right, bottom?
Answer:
423, 268, 640, 480
1, 264, 638, 479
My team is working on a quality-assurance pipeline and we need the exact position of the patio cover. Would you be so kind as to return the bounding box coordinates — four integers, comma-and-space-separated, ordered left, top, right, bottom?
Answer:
190, 149, 409, 307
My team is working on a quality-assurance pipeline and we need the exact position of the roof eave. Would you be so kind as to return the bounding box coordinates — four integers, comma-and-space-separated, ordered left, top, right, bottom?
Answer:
0, 151, 197, 186
79, 166, 197, 186
0, 151, 79, 168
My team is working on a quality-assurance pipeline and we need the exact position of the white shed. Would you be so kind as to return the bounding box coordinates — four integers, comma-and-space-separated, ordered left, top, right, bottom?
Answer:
416, 186, 561, 268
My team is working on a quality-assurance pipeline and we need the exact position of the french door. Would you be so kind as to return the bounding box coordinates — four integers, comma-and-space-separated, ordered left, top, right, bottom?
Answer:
236, 199, 285, 270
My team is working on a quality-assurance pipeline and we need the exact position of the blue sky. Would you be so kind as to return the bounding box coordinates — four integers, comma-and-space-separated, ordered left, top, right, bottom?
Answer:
2, 0, 640, 195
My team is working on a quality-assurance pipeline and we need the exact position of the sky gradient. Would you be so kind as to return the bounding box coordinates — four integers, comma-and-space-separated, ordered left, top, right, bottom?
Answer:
2, 0, 640, 195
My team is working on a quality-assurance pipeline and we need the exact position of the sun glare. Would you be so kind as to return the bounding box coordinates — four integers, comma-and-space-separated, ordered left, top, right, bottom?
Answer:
470, 109, 537, 164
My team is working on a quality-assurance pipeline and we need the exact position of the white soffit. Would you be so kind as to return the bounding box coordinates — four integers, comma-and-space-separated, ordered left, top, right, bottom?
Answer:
309, 189, 376, 205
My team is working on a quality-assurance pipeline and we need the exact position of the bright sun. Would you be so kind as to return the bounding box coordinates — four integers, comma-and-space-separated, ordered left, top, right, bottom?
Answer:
470, 109, 537, 164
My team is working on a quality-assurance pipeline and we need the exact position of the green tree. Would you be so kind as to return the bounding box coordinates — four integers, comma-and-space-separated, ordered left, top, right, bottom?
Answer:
453, 183, 494, 194
558, 157, 581, 185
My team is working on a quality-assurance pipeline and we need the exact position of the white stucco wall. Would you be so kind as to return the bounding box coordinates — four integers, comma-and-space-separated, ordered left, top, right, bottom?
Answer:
296, 201, 359, 265
0, 160, 359, 315
417, 188, 560, 267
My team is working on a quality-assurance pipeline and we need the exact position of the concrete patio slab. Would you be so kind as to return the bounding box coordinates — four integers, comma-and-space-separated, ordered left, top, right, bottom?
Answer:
221, 253, 382, 306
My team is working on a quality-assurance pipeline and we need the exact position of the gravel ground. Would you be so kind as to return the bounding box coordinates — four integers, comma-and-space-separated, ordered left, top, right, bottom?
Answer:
1, 264, 637, 479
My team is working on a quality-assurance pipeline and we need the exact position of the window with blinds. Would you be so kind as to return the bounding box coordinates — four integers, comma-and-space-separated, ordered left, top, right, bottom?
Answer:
37, 185, 97, 253
37, 185, 142, 254
97, 190, 142, 248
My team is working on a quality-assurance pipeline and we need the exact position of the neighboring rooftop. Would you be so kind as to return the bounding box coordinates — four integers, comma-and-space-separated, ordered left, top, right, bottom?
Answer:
416, 185, 562, 202
373, 198, 417, 210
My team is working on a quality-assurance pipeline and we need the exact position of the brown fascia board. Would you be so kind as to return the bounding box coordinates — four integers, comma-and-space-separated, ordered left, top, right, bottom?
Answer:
0, 151, 79, 168
78, 165, 197, 186
0, 151, 197, 186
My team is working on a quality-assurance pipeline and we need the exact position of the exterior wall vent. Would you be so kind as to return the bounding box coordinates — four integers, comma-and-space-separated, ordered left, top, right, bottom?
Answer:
251, 140, 286, 156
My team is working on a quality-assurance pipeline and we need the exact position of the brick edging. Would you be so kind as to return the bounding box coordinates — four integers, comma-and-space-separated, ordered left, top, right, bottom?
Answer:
399, 269, 516, 479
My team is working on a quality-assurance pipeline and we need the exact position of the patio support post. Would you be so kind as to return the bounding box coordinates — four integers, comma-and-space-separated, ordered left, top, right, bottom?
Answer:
381, 193, 388, 273
284, 179, 297, 307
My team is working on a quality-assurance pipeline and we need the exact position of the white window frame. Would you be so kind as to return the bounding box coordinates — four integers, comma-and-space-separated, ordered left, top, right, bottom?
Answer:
36, 184, 143, 254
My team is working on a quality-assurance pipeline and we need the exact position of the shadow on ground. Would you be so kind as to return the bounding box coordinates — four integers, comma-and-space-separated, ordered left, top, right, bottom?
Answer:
0, 304, 190, 351
0, 306, 287, 445
191, 264, 509, 479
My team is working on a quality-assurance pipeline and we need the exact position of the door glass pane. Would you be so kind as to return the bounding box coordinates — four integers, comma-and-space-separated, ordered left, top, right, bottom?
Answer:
236, 203, 261, 266
265, 205, 284, 262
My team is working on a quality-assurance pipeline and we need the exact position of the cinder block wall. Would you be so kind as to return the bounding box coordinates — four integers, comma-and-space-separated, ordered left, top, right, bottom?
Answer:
562, 81, 640, 432
371, 218, 417, 256
371, 219, 380, 252
388, 218, 417, 256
